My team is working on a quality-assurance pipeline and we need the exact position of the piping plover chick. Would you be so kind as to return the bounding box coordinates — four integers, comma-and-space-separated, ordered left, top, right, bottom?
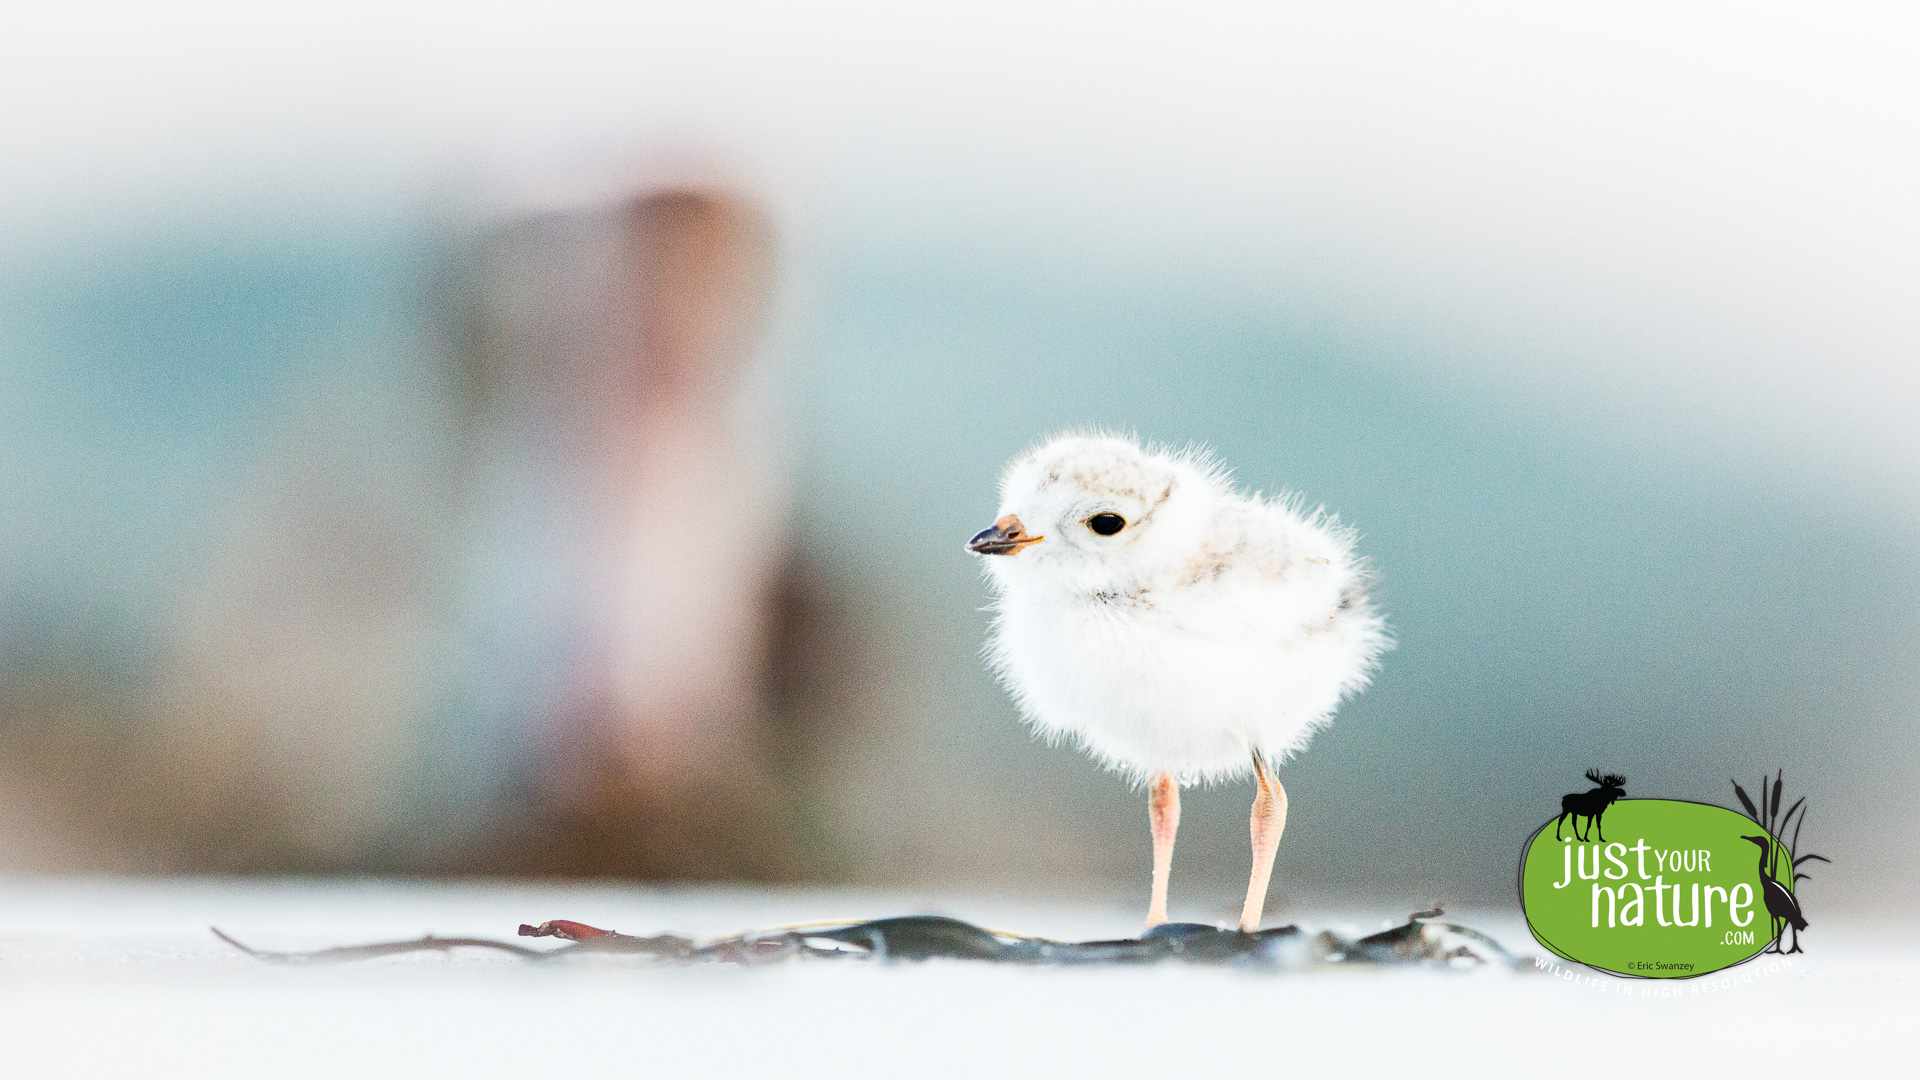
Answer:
968, 433, 1389, 931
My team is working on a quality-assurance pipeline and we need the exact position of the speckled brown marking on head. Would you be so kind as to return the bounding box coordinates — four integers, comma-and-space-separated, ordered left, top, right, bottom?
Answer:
1061, 455, 1146, 500
1110, 478, 1163, 530
1046, 445, 1174, 506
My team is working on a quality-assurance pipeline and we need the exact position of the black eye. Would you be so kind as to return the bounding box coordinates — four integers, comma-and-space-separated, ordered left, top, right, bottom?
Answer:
1086, 513, 1126, 536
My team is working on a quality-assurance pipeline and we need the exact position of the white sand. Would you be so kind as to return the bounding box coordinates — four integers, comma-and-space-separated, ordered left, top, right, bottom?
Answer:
0, 878, 1906, 1077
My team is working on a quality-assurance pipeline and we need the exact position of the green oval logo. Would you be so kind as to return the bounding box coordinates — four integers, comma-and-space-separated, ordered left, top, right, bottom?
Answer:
1520, 799, 1796, 978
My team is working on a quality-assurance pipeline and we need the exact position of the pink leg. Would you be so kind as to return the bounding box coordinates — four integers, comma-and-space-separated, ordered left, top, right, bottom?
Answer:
1145, 772, 1180, 929
1238, 754, 1289, 932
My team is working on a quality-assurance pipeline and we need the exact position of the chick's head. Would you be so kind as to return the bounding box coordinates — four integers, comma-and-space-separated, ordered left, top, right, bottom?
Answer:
970, 433, 1218, 596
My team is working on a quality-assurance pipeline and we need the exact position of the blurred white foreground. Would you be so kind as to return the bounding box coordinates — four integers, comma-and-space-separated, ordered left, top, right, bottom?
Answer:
0, 878, 1907, 1076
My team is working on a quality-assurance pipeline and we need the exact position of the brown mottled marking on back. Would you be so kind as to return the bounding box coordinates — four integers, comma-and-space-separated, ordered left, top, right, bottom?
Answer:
1173, 503, 1311, 588
1176, 529, 1253, 587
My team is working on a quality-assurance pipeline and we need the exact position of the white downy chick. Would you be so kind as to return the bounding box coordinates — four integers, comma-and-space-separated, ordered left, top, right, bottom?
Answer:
968, 432, 1389, 931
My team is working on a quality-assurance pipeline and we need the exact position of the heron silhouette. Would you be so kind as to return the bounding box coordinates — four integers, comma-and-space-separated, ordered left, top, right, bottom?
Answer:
1741, 835, 1807, 954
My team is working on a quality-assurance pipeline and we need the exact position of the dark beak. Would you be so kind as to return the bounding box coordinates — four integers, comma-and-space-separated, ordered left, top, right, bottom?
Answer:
967, 514, 1043, 556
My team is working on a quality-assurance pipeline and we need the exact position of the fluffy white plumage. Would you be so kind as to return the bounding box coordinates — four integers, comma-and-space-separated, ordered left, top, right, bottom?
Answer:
975, 432, 1390, 785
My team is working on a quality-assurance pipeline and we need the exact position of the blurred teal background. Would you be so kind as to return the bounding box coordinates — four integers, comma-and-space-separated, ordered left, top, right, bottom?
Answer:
791, 232, 1920, 909
2, 2, 1915, 916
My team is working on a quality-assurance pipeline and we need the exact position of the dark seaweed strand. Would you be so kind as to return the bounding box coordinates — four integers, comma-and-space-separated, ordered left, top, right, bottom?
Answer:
209, 927, 549, 964
213, 910, 1520, 970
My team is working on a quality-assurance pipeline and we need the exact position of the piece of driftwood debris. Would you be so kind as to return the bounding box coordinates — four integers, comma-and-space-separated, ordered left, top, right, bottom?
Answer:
213, 907, 1525, 971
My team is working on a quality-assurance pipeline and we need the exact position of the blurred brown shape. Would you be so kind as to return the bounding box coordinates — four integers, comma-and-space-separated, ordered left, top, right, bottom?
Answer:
0, 182, 810, 881
459, 186, 798, 879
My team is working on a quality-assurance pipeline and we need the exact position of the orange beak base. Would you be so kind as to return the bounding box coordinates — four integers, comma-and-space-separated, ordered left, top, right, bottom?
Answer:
967, 514, 1043, 555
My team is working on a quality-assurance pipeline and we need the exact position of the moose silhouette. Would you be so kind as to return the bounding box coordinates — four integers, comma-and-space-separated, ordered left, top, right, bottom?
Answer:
1554, 770, 1626, 843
